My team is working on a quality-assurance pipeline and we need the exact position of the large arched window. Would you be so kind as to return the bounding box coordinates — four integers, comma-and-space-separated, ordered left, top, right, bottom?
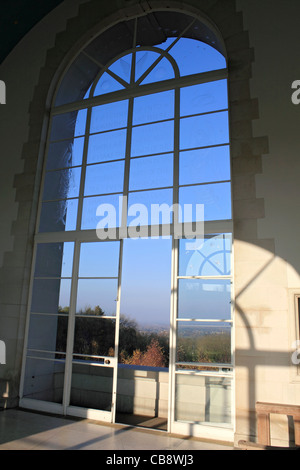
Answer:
21, 10, 233, 441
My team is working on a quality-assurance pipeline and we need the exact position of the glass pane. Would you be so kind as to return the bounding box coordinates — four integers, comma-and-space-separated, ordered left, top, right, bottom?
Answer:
179, 146, 230, 186
176, 321, 231, 364
81, 194, 123, 230
87, 129, 127, 164
39, 199, 78, 232
175, 374, 232, 425
179, 235, 232, 276
108, 53, 132, 83
156, 37, 175, 51
70, 363, 113, 411
180, 111, 229, 150
119, 238, 171, 368
129, 155, 173, 191
133, 90, 174, 125
178, 279, 232, 320
27, 314, 68, 352
73, 317, 116, 356
79, 242, 120, 278
169, 38, 226, 76
140, 57, 175, 84
83, 16, 135, 65
42, 167, 81, 201
135, 50, 161, 82
180, 80, 228, 117
31, 279, 71, 314
127, 189, 173, 227
50, 109, 87, 141
93, 72, 124, 96
131, 120, 174, 157
46, 137, 84, 171
179, 183, 232, 222
54, 52, 101, 106
34, 242, 74, 278
23, 357, 65, 403
90, 100, 128, 133
84, 161, 124, 196
76, 279, 118, 316
75, 109, 88, 137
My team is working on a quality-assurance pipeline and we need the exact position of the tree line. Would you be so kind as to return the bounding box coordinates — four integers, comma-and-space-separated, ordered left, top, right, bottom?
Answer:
56, 306, 230, 367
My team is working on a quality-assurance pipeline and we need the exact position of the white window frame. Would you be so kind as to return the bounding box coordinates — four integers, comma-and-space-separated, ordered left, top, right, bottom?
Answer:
289, 290, 300, 382
19, 14, 235, 442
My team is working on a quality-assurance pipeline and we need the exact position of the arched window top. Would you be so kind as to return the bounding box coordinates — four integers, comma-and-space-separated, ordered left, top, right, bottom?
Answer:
54, 10, 227, 107
40, 7, 231, 235
88, 37, 225, 99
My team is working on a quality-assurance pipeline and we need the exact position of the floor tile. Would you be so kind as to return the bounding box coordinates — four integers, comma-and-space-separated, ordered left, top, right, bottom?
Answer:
0, 409, 233, 451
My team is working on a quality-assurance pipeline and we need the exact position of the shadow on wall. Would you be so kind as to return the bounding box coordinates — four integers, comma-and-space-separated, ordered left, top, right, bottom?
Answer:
233, 239, 299, 445
0, 0, 299, 449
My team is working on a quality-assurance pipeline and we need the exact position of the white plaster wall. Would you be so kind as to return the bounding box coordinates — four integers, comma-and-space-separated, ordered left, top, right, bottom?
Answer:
0, 0, 88, 268
235, 0, 300, 445
0, 0, 299, 443
237, 0, 300, 287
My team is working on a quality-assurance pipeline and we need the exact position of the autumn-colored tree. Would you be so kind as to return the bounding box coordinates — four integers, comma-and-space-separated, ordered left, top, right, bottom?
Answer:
121, 339, 166, 367
129, 349, 143, 365
119, 350, 128, 364
142, 339, 166, 367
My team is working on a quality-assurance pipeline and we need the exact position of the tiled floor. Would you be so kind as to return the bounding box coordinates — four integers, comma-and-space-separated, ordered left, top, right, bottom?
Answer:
0, 409, 234, 450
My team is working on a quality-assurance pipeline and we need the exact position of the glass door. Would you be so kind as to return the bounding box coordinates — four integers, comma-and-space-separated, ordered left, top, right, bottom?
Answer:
65, 240, 121, 422
170, 234, 234, 441
20, 241, 74, 413
20, 239, 122, 423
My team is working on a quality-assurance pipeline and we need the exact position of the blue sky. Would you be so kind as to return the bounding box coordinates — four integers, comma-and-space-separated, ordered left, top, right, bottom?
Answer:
37, 37, 232, 331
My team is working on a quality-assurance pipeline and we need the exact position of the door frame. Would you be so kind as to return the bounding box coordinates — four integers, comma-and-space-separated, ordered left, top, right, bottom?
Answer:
19, 235, 123, 424
19, 226, 235, 441
168, 234, 235, 442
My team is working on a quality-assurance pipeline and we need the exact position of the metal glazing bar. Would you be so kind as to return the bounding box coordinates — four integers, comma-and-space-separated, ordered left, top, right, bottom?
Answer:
135, 17, 196, 86
76, 107, 92, 232
74, 315, 116, 320
176, 318, 233, 323
82, 50, 130, 89
62, 239, 81, 413
177, 275, 232, 280
26, 355, 66, 363
51, 69, 228, 116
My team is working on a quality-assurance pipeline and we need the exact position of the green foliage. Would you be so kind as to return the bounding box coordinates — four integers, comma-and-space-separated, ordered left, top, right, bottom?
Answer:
177, 332, 231, 364
56, 306, 230, 367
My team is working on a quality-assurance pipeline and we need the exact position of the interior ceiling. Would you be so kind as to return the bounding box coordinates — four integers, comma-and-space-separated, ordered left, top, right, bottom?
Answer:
0, 0, 63, 64
0, 2, 225, 65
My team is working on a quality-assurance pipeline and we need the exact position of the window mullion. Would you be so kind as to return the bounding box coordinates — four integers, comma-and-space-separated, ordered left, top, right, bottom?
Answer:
76, 107, 92, 231
121, 96, 134, 232
169, 87, 180, 431
173, 86, 180, 233
62, 239, 81, 414
118, 18, 137, 232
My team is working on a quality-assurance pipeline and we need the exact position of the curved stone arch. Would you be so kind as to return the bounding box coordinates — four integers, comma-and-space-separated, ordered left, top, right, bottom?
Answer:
50, 0, 229, 111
